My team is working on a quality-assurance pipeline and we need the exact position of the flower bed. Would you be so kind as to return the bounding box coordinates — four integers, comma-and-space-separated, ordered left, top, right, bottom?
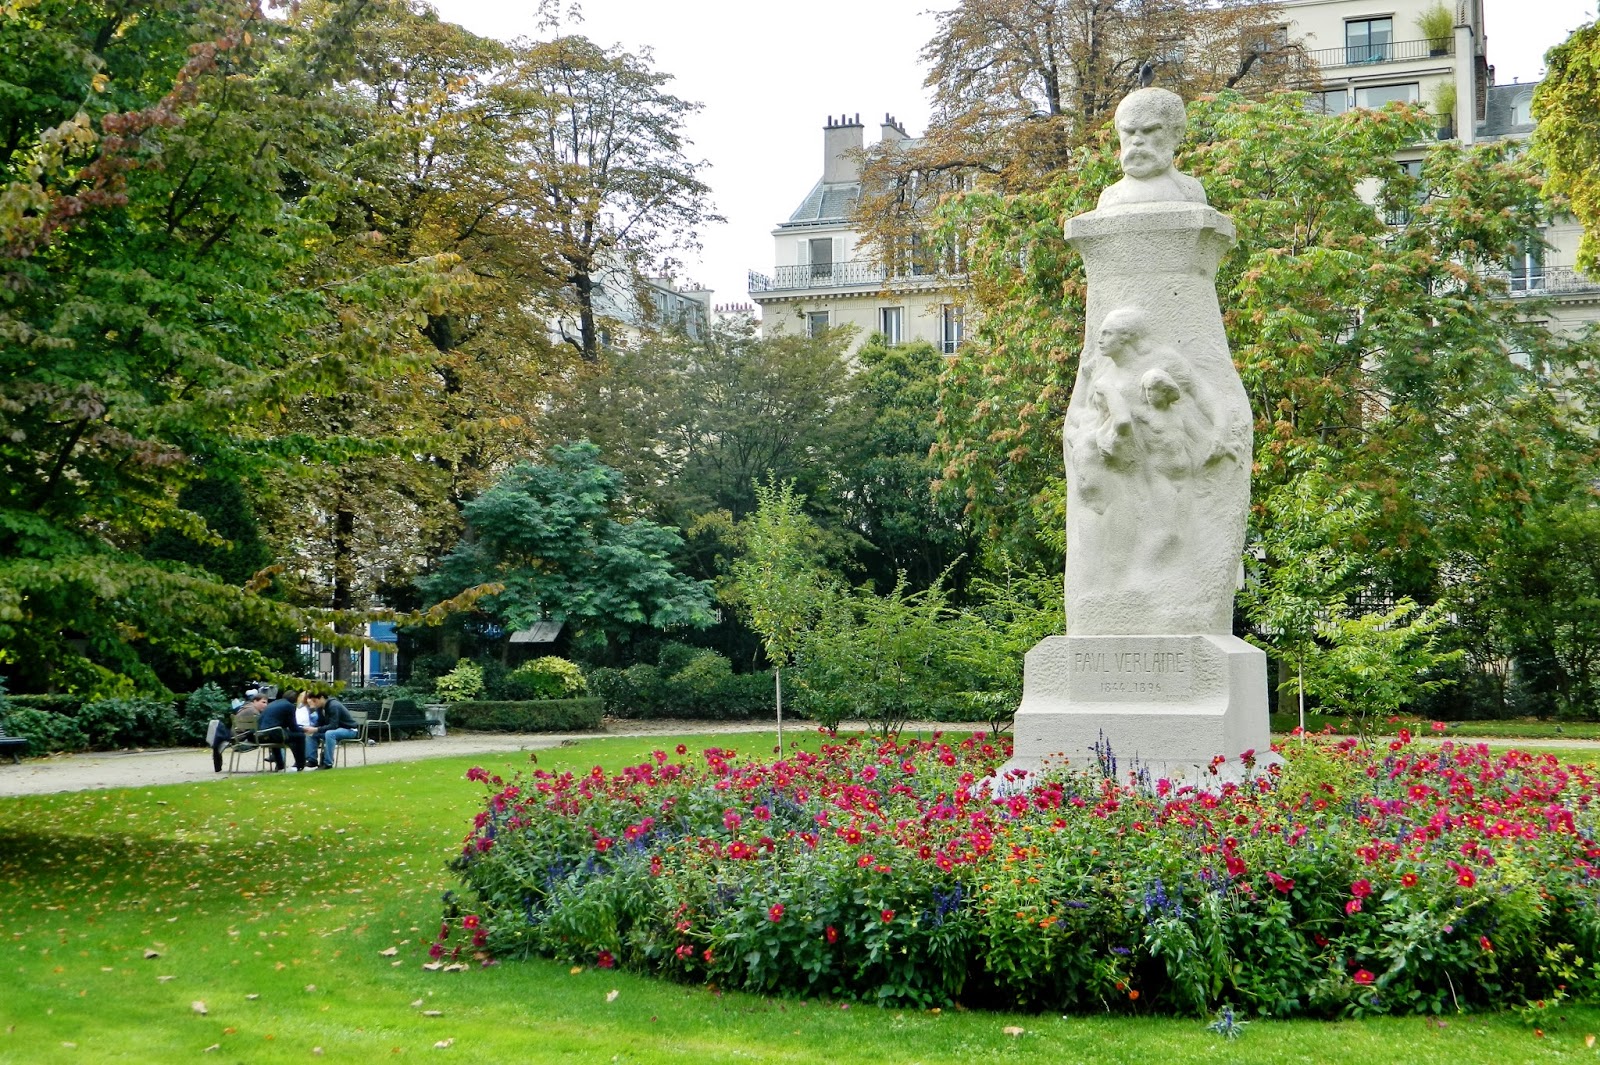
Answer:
441, 732, 1600, 1017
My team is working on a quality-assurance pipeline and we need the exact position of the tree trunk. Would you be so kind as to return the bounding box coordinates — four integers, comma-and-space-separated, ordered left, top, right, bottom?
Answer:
331, 488, 357, 684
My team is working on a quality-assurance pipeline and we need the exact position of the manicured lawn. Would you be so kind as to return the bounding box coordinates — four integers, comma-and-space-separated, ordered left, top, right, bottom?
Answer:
2, 733, 1598, 1063
1269, 713, 1600, 742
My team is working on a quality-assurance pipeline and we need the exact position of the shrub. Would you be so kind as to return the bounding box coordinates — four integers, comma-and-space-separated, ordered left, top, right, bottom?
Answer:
5, 693, 85, 717
179, 683, 232, 745
76, 697, 180, 749
445, 698, 603, 732
442, 731, 1600, 1017
656, 641, 711, 676
586, 655, 772, 720
499, 658, 587, 701
405, 652, 459, 693
0, 707, 88, 754
434, 660, 486, 703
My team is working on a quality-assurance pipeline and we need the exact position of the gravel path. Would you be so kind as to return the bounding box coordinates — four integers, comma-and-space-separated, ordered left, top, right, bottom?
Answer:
0, 719, 994, 798
4, 722, 1595, 799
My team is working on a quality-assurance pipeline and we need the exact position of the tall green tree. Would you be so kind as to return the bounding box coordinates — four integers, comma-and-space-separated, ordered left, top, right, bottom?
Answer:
935, 92, 1598, 616
0, 0, 461, 693
1533, 17, 1600, 274
420, 443, 715, 659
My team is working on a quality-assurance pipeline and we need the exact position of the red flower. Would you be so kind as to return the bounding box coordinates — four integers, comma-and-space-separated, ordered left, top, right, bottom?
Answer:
723, 810, 742, 832
675, 944, 694, 960
597, 951, 615, 969
649, 855, 663, 877
1480, 936, 1493, 952
1353, 969, 1375, 985
1458, 868, 1477, 888
676, 744, 688, 755
880, 909, 895, 923
1224, 853, 1247, 878
768, 904, 786, 923
1346, 898, 1363, 915
702, 947, 714, 963
1401, 872, 1418, 888
857, 854, 874, 868
1265, 871, 1294, 894
825, 925, 839, 944
462, 914, 480, 930
1350, 879, 1373, 898
1431, 721, 1448, 732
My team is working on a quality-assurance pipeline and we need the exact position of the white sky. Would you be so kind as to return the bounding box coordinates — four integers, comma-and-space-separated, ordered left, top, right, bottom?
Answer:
427, 0, 1596, 314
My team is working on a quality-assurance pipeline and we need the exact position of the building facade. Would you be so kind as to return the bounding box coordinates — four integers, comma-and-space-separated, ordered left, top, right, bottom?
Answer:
748, 114, 968, 354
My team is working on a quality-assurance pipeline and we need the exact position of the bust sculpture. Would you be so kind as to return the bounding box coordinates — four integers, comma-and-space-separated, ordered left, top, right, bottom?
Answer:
1097, 87, 1206, 209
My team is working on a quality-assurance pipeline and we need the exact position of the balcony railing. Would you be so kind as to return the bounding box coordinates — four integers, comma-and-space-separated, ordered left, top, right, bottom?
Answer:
749, 259, 962, 295
1305, 36, 1453, 69
1484, 266, 1600, 298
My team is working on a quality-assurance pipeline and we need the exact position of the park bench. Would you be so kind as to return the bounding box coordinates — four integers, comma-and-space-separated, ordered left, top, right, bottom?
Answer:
0, 726, 28, 764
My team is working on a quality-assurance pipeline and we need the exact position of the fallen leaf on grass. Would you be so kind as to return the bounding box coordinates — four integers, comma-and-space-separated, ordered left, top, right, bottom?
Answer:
433, 1039, 454, 1049
203, 1045, 219, 1053
143, 950, 160, 959
606, 990, 619, 1003
305, 984, 316, 993
379, 947, 398, 957
421, 962, 443, 971
422, 1010, 442, 1017
192, 1001, 208, 1016
313, 1048, 323, 1056
1587, 1034, 1596, 1048
157, 975, 174, 983
1003, 1026, 1024, 1037
245, 994, 259, 1000
569, 966, 583, 975
62, 1043, 76, 1049
411, 999, 425, 1008
391, 960, 404, 967
441, 963, 468, 972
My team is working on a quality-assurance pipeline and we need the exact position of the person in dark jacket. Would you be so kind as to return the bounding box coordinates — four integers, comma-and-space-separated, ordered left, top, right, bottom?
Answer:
305, 693, 359, 770
256, 691, 304, 771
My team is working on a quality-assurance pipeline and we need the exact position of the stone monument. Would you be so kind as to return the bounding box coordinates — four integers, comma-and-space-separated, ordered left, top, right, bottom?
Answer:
1002, 87, 1273, 786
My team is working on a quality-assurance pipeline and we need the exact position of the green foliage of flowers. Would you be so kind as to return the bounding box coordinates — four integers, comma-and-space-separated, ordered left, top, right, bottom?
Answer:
446, 731, 1600, 1018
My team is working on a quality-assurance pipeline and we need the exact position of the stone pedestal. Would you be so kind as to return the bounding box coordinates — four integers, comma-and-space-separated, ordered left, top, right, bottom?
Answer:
1003, 634, 1276, 786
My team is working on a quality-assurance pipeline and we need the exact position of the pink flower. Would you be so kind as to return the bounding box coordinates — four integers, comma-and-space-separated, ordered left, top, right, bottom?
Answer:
768, 904, 785, 923
675, 944, 694, 960
1480, 936, 1493, 952
1265, 871, 1294, 894
1346, 898, 1363, 915
462, 914, 480, 930
597, 951, 615, 969
723, 809, 741, 832
1353, 969, 1375, 985
1351, 879, 1373, 899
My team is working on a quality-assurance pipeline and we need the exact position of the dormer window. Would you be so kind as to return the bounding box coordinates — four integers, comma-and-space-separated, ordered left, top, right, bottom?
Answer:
1511, 93, 1534, 126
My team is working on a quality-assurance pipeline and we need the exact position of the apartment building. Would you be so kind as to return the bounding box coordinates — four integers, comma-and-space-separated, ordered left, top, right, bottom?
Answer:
747, 114, 968, 355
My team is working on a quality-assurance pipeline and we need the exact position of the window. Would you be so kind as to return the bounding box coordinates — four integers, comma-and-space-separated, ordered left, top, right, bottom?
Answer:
1310, 89, 1349, 115
1508, 234, 1545, 293
940, 304, 964, 354
879, 306, 904, 345
1345, 17, 1393, 64
1511, 92, 1534, 126
808, 237, 834, 280
806, 310, 831, 338
1384, 160, 1423, 226
1355, 83, 1419, 110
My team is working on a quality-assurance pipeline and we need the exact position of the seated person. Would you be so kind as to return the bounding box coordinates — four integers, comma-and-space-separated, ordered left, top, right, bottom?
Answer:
212, 691, 266, 773
256, 691, 304, 772
295, 693, 323, 768
305, 693, 360, 770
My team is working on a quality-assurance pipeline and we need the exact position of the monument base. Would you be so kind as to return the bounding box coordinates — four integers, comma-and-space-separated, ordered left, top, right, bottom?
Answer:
997, 633, 1278, 791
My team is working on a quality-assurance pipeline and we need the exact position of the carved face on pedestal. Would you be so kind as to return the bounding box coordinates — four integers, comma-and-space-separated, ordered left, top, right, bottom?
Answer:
1097, 308, 1146, 363
1113, 90, 1186, 180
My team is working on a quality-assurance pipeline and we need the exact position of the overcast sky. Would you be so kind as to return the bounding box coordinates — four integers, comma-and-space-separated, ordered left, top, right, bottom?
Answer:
426, 0, 1596, 314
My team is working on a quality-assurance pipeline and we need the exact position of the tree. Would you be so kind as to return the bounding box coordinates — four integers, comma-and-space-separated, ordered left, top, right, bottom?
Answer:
0, 0, 465, 694
855, 0, 1311, 262
935, 92, 1599, 611
501, 35, 718, 361
1533, 18, 1600, 275
729, 480, 827, 748
421, 443, 715, 658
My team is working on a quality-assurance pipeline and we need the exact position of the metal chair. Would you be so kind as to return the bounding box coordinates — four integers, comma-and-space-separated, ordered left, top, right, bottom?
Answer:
333, 711, 369, 767
363, 699, 394, 745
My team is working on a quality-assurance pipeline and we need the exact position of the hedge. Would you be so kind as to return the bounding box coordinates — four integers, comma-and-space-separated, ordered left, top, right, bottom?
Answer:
446, 698, 604, 733
587, 654, 774, 721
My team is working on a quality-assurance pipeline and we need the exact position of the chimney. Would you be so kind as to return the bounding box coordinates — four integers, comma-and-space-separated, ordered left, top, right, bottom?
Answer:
880, 112, 909, 146
823, 113, 864, 184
